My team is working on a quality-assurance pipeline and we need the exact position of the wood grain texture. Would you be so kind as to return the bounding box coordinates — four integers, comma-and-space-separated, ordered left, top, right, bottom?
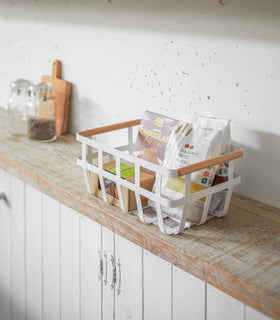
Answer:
178, 149, 243, 176
41, 60, 71, 135
0, 108, 279, 319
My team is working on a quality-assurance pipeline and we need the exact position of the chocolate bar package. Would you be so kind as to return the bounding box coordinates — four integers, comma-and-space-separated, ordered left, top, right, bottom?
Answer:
133, 111, 180, 165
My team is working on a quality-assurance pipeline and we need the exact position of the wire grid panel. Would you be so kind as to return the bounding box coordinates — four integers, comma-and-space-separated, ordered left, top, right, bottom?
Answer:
76, 126, 241, 235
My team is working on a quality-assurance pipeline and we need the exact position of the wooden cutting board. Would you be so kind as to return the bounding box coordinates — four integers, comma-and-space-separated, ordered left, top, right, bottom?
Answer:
41, 60, 71, 135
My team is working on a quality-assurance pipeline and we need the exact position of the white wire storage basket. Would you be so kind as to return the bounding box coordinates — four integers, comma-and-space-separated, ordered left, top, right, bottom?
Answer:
76, 119, 243, 235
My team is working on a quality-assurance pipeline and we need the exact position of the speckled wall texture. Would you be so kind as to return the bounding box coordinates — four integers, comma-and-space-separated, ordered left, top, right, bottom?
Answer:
0, 0, 279, 207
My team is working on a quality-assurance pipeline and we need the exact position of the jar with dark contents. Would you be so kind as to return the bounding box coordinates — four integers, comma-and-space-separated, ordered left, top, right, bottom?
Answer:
27, 83, 57, 142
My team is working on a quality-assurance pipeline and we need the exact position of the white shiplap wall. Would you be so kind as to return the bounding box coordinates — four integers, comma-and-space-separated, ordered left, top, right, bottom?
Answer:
0, 169, 274, 320
0, 0, 279, 208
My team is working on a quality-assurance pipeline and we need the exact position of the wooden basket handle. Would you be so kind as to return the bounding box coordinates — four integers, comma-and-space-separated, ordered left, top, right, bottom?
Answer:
178, 149, 243, 176
80, 119, 141, 137
79, 120, 243, 175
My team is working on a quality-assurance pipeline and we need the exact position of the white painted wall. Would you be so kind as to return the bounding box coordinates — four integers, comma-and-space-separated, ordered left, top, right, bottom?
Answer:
0, 0, 279, 208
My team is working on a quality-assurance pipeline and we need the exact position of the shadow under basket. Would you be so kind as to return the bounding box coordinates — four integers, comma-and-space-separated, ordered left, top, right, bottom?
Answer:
76, 119, 243, 235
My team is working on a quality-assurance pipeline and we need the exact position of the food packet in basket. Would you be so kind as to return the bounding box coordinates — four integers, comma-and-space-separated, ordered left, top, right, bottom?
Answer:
133, 111, 180, 167
147, 119, 193, 213
151, 114, 231, 223
208, 121, 231, 216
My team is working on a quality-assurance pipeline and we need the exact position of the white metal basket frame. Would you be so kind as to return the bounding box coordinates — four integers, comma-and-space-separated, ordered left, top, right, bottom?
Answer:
76, 119, 243, 235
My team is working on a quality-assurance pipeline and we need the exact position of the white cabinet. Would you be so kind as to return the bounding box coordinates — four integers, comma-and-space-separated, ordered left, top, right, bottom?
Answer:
115, 233, 142, 320
102, 227, 115, 320
60, 204, 81, 320
42, 194, 61, 320
102, 228, 143, 320
10, 175, 25, 320
173, 266, 205, 320
0, 168, 273, 320
25, 184, 43, 320
207, 284, 244, 320
143, 250, 206, 320
0, 169, 143, 320
245, 306, 273, 320
0, 169, 11, 320
143, 250, 172, 320
80, 214, 102, 320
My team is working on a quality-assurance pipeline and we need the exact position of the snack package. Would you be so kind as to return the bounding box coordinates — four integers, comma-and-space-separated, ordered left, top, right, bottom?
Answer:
133, 111, 180, 166
163, 122, 193, 168
152, 114, 231, 223
91, 161, 155, 212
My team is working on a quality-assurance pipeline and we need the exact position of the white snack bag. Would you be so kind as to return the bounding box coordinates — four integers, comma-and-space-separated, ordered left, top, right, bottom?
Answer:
163, 122, 193, 167
156, 113, 231, 223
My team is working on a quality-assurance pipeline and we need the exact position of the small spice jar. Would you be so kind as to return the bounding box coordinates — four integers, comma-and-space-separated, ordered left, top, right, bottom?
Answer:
7, 78, 31, 136
27, 83, 57, 142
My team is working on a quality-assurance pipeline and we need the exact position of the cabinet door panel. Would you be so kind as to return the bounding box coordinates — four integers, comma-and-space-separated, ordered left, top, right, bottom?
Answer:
143, 250, 172, 320
102, 227, 115, 320
115, 234, 142, 320
0, 169, 11, 320
207, 284, 244, 320
81, 215, 102, 320
173, 266, 205, 320
42, 194, 60, 320
10, 175, 25, 320
25, 183, 43, 320
60, 205, 80, 320
245, 306, 272, 320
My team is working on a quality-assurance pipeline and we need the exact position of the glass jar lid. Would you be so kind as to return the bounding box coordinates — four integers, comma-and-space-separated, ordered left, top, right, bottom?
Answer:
29, 82, 47, 95
10, 78, 31, 90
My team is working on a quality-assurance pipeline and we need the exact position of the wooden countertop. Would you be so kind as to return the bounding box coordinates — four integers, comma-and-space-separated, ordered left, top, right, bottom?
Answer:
0, 109, 279, 319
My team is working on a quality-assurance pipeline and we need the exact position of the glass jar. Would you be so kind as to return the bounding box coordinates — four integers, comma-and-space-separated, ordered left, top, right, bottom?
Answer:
27, 83, 57, 142
27, 82, 47, 120
8, 78, 31, 136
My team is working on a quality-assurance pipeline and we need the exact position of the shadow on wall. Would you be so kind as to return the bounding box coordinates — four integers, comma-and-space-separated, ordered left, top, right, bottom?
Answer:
0, 0, 280, 42
68, 83, 107, 132
233, 131, 280, 208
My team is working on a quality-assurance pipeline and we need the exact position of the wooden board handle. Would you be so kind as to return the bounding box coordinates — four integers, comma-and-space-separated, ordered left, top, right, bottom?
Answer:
178, 149, 243, 176
80, 119, 141, 137
52, 60, 61, 79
